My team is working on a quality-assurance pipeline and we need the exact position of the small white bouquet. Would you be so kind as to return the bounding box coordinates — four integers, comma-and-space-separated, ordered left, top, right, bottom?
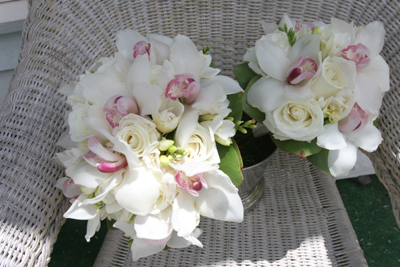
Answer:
56, 29, 247, 260
236, 14, 390, 177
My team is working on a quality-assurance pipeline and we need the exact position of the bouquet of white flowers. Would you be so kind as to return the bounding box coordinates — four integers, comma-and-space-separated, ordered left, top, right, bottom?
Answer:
236, 14, 390, 177
56, 29, 247, 260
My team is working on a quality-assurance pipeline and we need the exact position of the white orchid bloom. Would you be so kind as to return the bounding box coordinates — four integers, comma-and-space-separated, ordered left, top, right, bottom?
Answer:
317, 103, 382, 176
246, 33, 321, 120
116, 29, 173, 66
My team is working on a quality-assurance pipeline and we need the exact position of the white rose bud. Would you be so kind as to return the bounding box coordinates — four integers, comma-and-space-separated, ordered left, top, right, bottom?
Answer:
152, 100, 184, 134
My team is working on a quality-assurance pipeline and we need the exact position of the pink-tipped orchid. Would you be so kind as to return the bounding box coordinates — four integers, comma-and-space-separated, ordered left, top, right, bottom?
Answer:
83, 136, 127, 173
338, 103, 369, 133
175, 171, 208, 197
133, 41, 151, 59
341, 43, 371, 71
62, 178, 81, 203
103, 95, 139, 128
165, 74, 201, 104
295, 21, 315, 32
286, 57, 318, 84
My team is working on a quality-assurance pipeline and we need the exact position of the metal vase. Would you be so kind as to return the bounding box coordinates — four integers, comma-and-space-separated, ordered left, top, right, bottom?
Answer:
239, 148, 276, 213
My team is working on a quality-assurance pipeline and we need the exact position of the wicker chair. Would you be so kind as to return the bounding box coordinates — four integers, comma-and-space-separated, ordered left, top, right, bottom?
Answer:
0, 0, 399, 266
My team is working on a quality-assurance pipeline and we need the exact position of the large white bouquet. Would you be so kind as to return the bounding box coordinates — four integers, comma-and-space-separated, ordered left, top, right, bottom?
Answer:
236, 14, 389, 177
56, 30, 245, 260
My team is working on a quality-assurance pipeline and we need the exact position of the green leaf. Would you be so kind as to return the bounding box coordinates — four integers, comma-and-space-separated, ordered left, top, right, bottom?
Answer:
227, 92, 243, 122
242, 75, 266, 122
210, 61, 217, 69
307, 149, 331, 175
106, 218, 117, 230
234, 63, 257, 89
271, 134, 322, 158
217, 141, 244, 187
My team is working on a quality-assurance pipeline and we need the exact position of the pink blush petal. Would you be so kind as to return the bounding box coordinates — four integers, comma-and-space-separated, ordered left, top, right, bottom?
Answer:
165, 73, 197, 101
63, 179, 81, 198
175, 171, 199, 197
103, 95, 122, 128
287, 57, 317, 84
133, 41, 151, 59
97, 157, 128, 173
341, 43, 371, 71
183, 80, 201, 104
116, 96, 139, 117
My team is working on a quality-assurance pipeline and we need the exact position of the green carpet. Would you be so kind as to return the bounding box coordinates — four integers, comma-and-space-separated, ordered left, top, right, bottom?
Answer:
50, 175, 400, 266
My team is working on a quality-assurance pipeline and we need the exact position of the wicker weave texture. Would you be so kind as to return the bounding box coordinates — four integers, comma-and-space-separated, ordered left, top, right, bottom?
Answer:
0, 0, 398, 266
94, 150, 367, 267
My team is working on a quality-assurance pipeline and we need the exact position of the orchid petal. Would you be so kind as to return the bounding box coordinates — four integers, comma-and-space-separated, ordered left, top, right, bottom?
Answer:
149, 38, 171, 65
170, 35, 204, 79
354, 76, 383, 115
62, 178, 81, 199
196, 170, 243, 222
261, 21, 279, 34
84, 116, 113, 141
317, 123, 347, 150
85, 213, 101, 242
247, 77, 286, 112
174, 105, 199, 147
66, 161, 110, 188
191, 83, 226, 110
113, 221, 136, 238
97, 157, 127, 173
115, 52, 132, 78
127, 54, 152, 90
356, 21, 385, 58
105, 201, 123, 214
279, 14, 295, 29
255, 39, 290, 81
287, 34, 321, 64
172, 162, 217, 177
244, 48, 262, 75
328, 140, 358, 177
117, 96, 139, 116
346, 124, 383, 152
112, 136, 140, 169
200, 76, 243, 94
64, 195, 98, 220
331, 17, 355, 43
167, 228, 202, 248
157, 60, 176, 89
134, 215, 173, 240
116, 29, 147, 62
88, 136, 122, 162
132, 83, 163, 116
130, 236, 167, 261
172, 191, 198, 237
114, 167, 160, 216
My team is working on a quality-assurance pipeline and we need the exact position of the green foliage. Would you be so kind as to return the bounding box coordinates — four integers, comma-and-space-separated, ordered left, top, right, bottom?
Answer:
271, 134, 322, 158
217, 140, 244, 187
227, 92, 243, 122
277, 23, 297, 46
307, 149, 331, 175
234, 63, 257, 89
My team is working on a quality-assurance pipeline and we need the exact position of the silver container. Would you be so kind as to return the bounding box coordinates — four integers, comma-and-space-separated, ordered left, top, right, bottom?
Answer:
239, 148, 276, 213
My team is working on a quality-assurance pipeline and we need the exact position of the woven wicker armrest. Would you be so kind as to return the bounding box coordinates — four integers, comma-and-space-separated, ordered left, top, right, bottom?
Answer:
0, 0, 398, 266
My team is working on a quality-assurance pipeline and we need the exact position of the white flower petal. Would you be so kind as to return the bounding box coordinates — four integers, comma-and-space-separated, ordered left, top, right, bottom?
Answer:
317, 123, 347, 150
64, 195, 98, 220
131, 237, 167, 261
127, 54, 152, 89
157, 60, 176, 89
331, 17, 355, 43
356, 21, 385, 58
172, 191, 199, 237
132, 83, 163, 116
115, 52, 132, 78
175, 105, 199, 147
85, 213, 101, 242
114, 221, 136, 238
170, 35, 204, 79
328, 140, 358, 177
167, 228, 202, 248
287, 34, 321, 64
196, 170, 243, 222
200, 76, 243, 95
261, 21, 279, 34
116, 29, 147, 62
149, 38, 171, 65
247, 77, 286, 112
66, 161, 110, 188
279, 14, 295, 29
192, 83, 226, 111
346, 124, 383, 152
172, 162, 218, 177
115, 167, 161, 216
255, 39, 290, 81
134, 215, 173, 240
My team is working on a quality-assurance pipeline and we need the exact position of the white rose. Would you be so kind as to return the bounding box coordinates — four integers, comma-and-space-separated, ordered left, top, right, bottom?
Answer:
113, 114, 161, 158
311, 56, 356, 99
185, 124, 219, 163
68, 103, 95, 142
264, 99, 324, 141
260, 32, 290, 55
152, 100, 184, 134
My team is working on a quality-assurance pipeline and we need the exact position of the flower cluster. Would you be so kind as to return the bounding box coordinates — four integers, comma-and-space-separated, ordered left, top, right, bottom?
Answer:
240, 14, 389, 177
56, 30, 244, 260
